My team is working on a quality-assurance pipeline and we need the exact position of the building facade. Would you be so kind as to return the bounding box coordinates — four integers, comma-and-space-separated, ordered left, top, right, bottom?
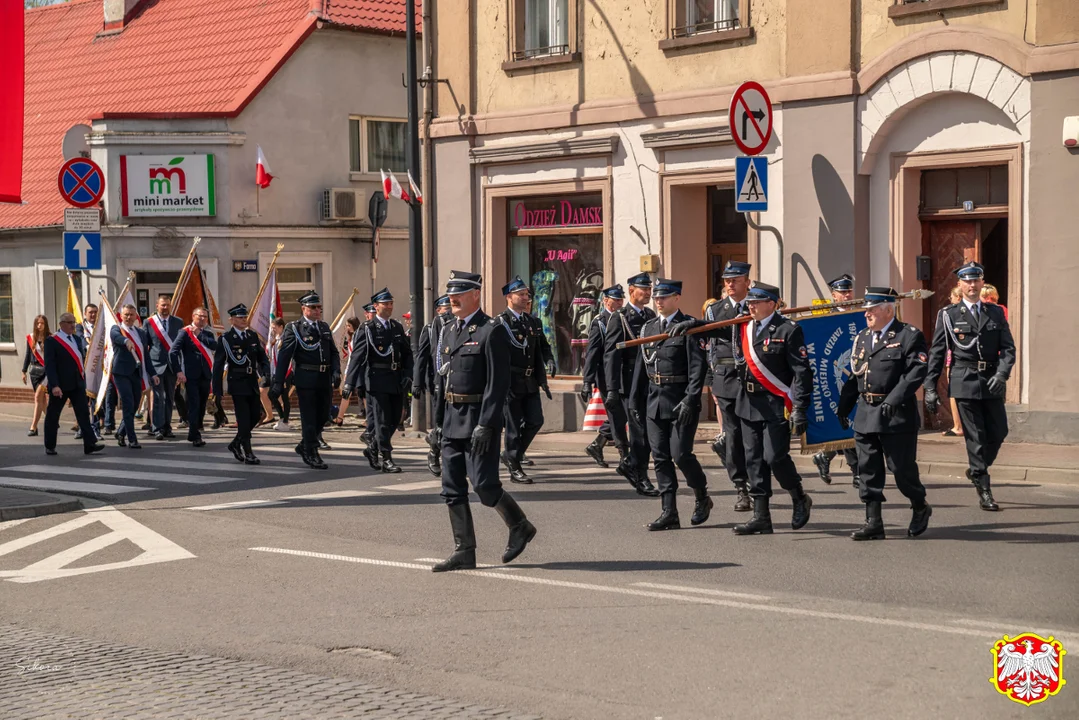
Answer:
426, 0, 1079, 442
0, 0, 419, 396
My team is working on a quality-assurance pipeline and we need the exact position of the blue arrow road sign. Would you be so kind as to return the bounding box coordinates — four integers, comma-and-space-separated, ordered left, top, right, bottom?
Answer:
63, 232, 102, 271
735, 156, 768, 213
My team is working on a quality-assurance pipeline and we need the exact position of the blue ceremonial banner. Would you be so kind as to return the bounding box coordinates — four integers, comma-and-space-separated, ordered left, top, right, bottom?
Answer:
797, 310, 867, 453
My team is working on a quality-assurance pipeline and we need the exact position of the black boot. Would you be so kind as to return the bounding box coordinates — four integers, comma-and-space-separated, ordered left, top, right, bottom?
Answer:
494, 493, 536, 563
305, 449, 328, 470
318, 434, 331, 450
851, 501, 885, 541
975, 476, 999, 511
381, 453, 402, 474
520, 454, 534, 467
647, 493, 680, 531
503, 452, 532, 484
908, 500, 932, 537
228, 439, 245, 463
690, 488, 713, 526
615, 450, 640, 491
710, 432, 726, 465
732, 496, 773, 535
812, 452, 832, 484
242, 444, 261, 465
426, 450, 442, 477
363, 446, 380, 470
733, 482, 751, 512
852, 473, 861, 489
790, 487, 813, 530
431, 504, 477, 573
585, 435, 609, 468
636, 467, 660, 497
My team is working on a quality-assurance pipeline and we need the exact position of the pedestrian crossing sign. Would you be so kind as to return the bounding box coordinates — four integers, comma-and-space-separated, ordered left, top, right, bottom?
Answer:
735, 156, 768, 212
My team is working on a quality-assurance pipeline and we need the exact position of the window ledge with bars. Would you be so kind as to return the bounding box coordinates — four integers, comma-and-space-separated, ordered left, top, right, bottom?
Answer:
503, 48, 581, 73
659, 25, 753, 51
888, 0, 1004, 20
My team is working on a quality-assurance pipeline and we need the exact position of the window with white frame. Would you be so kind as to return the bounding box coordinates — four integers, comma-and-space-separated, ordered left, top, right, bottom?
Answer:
684, 0, 739, 35
349, 117, 407, 174
276, 266, 315, 322
0, 273, 12, 343
519, 0, 569, 60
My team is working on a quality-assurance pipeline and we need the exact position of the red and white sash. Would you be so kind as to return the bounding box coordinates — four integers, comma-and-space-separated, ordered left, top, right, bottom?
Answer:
118, 325, 149, 390
27, 335, 44, 366
742, 321, 793, 413
185, 326, 214, 369
55, 335, 84, 375
149, 315, 177, 353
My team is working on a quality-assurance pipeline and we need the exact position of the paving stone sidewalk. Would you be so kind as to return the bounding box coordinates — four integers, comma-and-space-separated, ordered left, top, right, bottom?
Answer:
0, 625, 541, 720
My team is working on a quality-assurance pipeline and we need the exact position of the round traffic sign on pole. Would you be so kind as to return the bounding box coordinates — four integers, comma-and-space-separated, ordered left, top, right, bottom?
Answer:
57, 157, 105, 208
729, 81, 773, 156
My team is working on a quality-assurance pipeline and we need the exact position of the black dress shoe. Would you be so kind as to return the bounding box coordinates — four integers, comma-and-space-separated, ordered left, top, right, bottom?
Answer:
584, 438, 608, 468
304, 452, 328, 470
380, 456, 403, 474
228, 440, 246, 463
812, 452, 832, 484
790, 490, 813, 530
363, 446, 381, 470
154, 432, 166, 441
509, 467, 533, 484
192, 439, 206, 448
426, 452, 442, 477
616, 457, 641, 491
317, 435, 331, 450
243, 451, 261, 465
84, 443, 105, 455
690, 490, 713, 526
74, 430, 83, 440
636, 471, 661, 498
128, 441, 142, 449
908, 502, 932, 537
45, 448, 58, 456
520, 454, 534, 467
163, 430, 176, 439
116, 434, 127, 447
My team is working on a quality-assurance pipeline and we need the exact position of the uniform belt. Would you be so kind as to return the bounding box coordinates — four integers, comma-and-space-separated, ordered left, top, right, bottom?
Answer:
649, 374, 688, 385
371, 362, 398, 370
445, 392, 482, 404
229, 367, 254, 375
712, 358, 736, 367
298, 363, 329, 372
511, 366, 534, 376
954, 360, 998, 372
862, 392, 887, 406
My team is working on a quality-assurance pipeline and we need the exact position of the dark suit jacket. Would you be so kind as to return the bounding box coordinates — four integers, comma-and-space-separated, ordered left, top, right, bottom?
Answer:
145, 314, 185, 375
839, 320, 929, 434
702, 296, 749, 399
346, 317, 414, 395
629, 310, 707, 421
275, 320, 340, 390
110, 324, 155, 379
583, 309, 611, 395
437, 310, 510, 440
735, 313, 813, 423
170, 326, 218, 382
925, 302, 1015, 400
603, 305, 656, 396
44, 334, 87, 394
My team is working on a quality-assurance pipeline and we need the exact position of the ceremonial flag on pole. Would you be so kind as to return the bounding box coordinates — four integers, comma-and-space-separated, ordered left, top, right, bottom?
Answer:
0, 0, 24, 205
270, 283, 282, 323
330, 289, 359, 351
249, 266, 278, 340
381, 169, 410, 203
203, 271, 223, 330
407, 171, 423, 205
95, 295, 149, 411
256, 145, 274, 189
113, 275, 140, 325
66, 273, 83, 324
172, 252, 214, 328
83, 307, 106, 399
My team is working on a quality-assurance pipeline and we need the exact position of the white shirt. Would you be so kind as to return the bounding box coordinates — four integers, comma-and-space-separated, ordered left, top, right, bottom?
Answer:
627, 302, 644, 315
507, 307, 523, 320
962, 298, 983, 316
376, 315, 390, 328
871, 317, 896, 347
658, 313, 676, 328
729, 296, 747, 314
455, 309, 480, 330
755, 312, 775, 335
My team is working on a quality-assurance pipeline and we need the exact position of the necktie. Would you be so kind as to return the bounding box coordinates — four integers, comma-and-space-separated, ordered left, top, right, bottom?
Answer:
456, 319, 464, 332
972, 303, 980, 320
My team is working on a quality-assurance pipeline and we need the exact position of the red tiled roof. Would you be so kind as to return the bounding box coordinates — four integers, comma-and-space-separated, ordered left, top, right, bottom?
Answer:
1, 0, 417, 230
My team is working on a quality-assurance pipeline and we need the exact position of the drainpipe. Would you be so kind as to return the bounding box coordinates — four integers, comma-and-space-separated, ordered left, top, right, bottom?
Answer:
744, 211, 784, 298
415, 0, 436, 433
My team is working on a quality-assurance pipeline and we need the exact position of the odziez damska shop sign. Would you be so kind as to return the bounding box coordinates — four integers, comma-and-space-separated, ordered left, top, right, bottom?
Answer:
511, 195, 602, 231
120, 154, 216, 217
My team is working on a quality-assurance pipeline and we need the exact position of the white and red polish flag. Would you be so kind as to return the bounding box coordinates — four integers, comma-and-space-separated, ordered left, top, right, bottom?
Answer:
256, 145, 274, 189
381, 169, 410, 203
407, 171, 423, 205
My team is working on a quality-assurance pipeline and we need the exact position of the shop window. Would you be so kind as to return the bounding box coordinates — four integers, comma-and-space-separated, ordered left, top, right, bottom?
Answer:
277, 266, 315, 321
349, 117, 407, 174
0, 273, 13, 343
508, 193, 603, 376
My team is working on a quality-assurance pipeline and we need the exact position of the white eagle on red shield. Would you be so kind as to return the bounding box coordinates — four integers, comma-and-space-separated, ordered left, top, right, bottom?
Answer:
991, 633, 1066, 706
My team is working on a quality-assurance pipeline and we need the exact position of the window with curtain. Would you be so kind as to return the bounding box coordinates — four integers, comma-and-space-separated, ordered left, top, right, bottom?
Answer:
276, 266, 315, 322
349, 118, 407, 173
524, 0, 568, 58
686, 0, 739, 34
0, 273, 12, 343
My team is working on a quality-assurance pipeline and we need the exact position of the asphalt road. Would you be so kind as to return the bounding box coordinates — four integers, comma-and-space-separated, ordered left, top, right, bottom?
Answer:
1, 415, 1077, 719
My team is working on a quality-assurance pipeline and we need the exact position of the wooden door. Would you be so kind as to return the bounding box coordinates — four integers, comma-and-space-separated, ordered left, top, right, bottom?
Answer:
921, 220, 980, 431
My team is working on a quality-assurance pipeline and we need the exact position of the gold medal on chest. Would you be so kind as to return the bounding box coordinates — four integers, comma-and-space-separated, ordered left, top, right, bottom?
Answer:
958, 334, 965, 340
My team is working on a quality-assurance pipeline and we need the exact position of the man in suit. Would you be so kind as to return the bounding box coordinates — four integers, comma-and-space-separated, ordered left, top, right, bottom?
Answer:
272, 292, 340, 469
581, 284, 623, 468
837, 287, 932, 540
42, 313, 105, 456
924, 261, 1016, 511
629, 279, 709, 530
431, 271, 536, 573
171, 307, 217, 447
731, 283, 814, 536
111, 304, 159, 449
604, 272, 660, 497
344, 288, 414, 473
414, 295, 452, 476
145, 294, 185, 440
213, 304, 270, 464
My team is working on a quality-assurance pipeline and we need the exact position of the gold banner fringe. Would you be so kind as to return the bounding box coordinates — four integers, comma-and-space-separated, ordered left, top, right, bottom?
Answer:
800, 438, 857, 456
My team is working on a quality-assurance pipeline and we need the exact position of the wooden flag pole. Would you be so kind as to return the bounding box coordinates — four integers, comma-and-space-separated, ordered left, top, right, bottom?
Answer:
113, 271, 136, 314
170, 236, 202, 302
250, 242, 284, 315
330, 287, 360, 329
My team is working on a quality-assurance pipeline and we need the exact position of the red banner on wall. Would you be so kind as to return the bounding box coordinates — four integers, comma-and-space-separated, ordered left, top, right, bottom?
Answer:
0, 0, 25, 204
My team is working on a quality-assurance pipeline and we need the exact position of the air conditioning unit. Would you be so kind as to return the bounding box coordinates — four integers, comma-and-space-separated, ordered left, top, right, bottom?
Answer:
321, 188, 365, 221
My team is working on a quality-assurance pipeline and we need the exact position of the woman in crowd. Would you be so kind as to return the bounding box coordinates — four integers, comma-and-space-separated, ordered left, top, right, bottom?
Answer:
333, 317, 361, 426
981, 283, 1008, 321
22, 314, 51, 437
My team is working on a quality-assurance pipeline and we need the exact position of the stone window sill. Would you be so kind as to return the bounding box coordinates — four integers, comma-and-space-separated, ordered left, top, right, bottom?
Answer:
659, 26, 754, 52
502, 52, 581, 74
888, 0, 1004, 20
349, 172, 382, 183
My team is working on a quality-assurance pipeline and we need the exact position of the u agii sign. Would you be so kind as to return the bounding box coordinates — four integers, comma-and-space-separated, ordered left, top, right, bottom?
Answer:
120, 154, 217, 217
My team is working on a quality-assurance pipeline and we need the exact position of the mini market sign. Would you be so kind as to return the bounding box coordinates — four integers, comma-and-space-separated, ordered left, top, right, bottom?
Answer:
120, 154, 216, 217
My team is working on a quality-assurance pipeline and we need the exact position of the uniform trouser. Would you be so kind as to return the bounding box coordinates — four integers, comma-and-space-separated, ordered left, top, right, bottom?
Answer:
503, 390, 544, 462
606, 397, 651, 470
647, 413, 707, 497
186, 379, 210, 440
231, 393, 261, 450
114, 373, 142, 443
955, 398, 1009, 480
854, 430, 926, 505
174, 385, 188, 424
44, 390, 96, 451
716, 394, 748, 485
369, 391, 403, 456
741, 416, 803, 499
441, 432, 505, 507
597, 417, 612, 440
271, 380, 291, 422
362, 395, 374, 443
297, 387, 332, 455
104, 382, 118, 430
152, 370, 176, 433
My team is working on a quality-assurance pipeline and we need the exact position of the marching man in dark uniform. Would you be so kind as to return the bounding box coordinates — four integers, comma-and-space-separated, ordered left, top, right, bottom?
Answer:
344, 288, 414, 473
415, 294, 452, 476
812, 274, 862, 488
629, 279, 709, 530
431, 271, 537, 573
497, 276, 552, 484
671, 260, 753, 512
272, 292, 340, 470
146, 294, 185, 441
837, 288, 932, 540
581, 284, 623, 468
924, 261, 1015, 511
359, 302, 376, 451
213, 304, 270, 464
170, 307, 217, 447
604, 273, 660, 497
731, 283, 814, 535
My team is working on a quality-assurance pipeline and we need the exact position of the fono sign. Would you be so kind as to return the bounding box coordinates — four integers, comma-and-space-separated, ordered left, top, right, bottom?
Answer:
120, 154, 216, 217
